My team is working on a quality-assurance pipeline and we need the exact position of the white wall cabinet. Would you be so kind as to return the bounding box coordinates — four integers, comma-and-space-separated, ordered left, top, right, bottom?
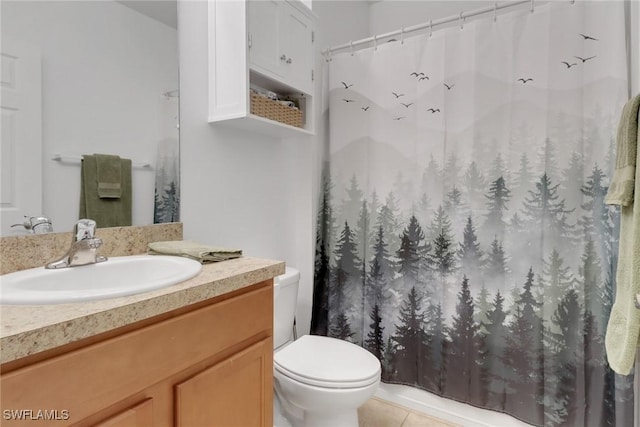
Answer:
209, 0, 315, 137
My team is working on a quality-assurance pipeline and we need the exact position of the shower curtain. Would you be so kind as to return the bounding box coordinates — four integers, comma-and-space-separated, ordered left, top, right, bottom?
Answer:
311, 2, 632, 426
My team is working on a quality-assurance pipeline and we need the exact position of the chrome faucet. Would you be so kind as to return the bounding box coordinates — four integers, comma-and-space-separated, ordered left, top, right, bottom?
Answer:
45, 219, 107, 269
11, 216, 53, 234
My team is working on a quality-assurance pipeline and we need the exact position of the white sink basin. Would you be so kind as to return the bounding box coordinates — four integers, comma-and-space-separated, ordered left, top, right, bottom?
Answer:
0, 255, 202, 305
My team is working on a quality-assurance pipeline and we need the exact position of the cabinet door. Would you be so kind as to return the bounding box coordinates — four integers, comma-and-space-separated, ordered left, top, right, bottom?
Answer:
93, 399, 153, 427
248, 0, 284, 80
279, 2, 313, 94
175, 338, 273, 427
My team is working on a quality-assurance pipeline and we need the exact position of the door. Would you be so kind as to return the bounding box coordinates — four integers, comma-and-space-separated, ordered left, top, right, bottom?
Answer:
248, 0, 284, 81
175, 338, 273, 427
279, 2, 313, 94
0, 39, 42, 235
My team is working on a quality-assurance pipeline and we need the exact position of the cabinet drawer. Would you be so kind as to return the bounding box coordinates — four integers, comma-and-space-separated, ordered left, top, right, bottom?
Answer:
0, 283, 273, 426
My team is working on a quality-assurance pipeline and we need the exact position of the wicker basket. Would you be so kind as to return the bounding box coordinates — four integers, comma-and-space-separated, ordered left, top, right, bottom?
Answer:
250, 93, 303, 128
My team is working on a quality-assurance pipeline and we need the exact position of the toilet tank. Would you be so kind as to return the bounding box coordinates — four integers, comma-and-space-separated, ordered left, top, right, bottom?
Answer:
273, 267, 300, 349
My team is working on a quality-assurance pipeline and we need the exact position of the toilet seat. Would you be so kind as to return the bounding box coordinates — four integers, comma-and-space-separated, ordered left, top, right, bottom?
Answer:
274, 335, 381, 389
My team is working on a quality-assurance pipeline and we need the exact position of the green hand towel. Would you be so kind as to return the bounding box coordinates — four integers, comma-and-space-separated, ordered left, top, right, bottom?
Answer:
79, 154, 132, 228
605, 94, 640, 206
605, 99, 640, 375
96, 154, 122, 199
148, 240, 242, 263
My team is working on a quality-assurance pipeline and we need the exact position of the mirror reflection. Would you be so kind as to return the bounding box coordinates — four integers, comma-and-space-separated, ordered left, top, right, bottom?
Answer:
1, 0, 179, 236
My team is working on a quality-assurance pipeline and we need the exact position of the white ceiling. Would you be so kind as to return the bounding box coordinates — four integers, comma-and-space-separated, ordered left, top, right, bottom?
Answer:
117, 1, 178, 29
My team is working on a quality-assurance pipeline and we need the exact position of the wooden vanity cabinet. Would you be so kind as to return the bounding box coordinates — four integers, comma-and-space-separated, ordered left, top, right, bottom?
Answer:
0, 281, 274, 427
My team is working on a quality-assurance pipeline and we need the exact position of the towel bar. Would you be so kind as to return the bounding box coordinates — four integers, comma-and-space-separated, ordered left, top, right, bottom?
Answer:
52, 154, 152, 169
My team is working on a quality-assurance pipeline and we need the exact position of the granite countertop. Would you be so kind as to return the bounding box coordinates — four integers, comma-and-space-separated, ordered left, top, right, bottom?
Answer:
0, 257, 285, 364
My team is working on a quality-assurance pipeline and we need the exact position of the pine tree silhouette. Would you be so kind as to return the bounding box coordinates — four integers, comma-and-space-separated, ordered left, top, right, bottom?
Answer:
484, 176, 511, 242
423, 302, 447, 393
580, 164, 615, 262
330, 312, 355, 341
485, 237, 509, 292
546, 289, 582, 426
427, 205, 453, 243
539, 249, 574, 329
488, 152, 508, 184
444, 276, 480, 402
503, 268, 544, 423
161, 180, 179, 222
364, 304, 385, 364
329, 222, 362, 339
312, 170, 335, 335
474, 285, 491, 334
423, 154, 443, 203
481, 290, 510, 410
579, 238, 602, 322
153, 187, 164, 223
458, 216, 485, 284
522, 173, 574, 260
392, 287, 430, 386
377, 192, 403, 257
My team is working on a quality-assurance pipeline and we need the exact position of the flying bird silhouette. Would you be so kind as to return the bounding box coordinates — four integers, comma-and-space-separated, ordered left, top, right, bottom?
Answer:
392, 92, 405, 98
410, 72, 425, 77
579, 34, 598, 41
427, 108, 440, 113
443, 83, 455, 90
575, 55, 596, 63
361, 106, 370, 111
419, 76, 430, 81
518, 78, 534, 84
341, 81, 353, 89
562, 61, 577, 68
342, 99, 355, 103
393, 117, 406, 121
400, 103, 414, 108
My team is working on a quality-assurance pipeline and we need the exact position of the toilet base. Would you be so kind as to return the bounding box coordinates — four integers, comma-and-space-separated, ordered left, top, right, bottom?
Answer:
303, 409, 359, 427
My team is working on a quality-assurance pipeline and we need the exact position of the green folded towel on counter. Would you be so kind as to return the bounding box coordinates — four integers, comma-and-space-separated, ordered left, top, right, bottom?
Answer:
148, 240, 243, 263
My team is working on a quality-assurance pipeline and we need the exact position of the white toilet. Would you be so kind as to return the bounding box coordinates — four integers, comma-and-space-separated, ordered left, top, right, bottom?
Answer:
273, 267, 381, 427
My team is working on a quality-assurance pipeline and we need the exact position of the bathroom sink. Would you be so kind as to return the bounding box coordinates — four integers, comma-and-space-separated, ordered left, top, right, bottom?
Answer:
0, 255, 202, 305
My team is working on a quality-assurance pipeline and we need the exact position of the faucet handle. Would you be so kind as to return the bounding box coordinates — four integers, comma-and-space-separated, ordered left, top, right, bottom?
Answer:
74, 219, 97, 241
11, 216, 53, 234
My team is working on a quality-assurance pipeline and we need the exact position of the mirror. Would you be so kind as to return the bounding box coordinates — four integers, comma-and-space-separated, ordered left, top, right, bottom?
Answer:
1, 0, 179, 235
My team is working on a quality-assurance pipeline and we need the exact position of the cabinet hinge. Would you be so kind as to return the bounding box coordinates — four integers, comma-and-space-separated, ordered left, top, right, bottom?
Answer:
248, 32, 252, 49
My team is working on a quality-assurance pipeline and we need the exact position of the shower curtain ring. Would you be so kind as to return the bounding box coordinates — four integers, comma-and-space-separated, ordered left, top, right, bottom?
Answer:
494, 2, 498, 22
374, 34, 378, 51
350, 40, 354, 56
530, 0, 535, 13
401, 27, 405, 45
459, 11, 465, 30
429, 20, 433, 38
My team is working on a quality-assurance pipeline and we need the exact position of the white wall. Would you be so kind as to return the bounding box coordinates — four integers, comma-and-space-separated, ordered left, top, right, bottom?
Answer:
2, 1, 178, 233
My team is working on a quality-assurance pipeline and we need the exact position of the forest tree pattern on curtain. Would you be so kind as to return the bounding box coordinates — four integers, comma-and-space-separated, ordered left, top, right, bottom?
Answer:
311, 2, 633, 426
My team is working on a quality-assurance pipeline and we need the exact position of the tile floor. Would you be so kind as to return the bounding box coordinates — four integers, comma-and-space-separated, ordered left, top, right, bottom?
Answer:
358, 397, 461, 427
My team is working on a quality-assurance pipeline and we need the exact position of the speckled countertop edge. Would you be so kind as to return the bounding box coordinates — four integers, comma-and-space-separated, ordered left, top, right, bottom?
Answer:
0, 257, 285, 364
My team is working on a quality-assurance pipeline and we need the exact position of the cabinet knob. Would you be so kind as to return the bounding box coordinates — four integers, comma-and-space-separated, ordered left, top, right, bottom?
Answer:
286, 58, 292, 64
280, 54, 287, 61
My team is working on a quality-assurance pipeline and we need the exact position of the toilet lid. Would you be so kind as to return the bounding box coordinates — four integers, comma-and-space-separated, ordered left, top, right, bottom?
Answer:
274, 335, 381, 388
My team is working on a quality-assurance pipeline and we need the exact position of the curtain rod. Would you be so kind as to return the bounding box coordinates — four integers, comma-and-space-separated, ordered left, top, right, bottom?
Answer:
324, 0, 560, 57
